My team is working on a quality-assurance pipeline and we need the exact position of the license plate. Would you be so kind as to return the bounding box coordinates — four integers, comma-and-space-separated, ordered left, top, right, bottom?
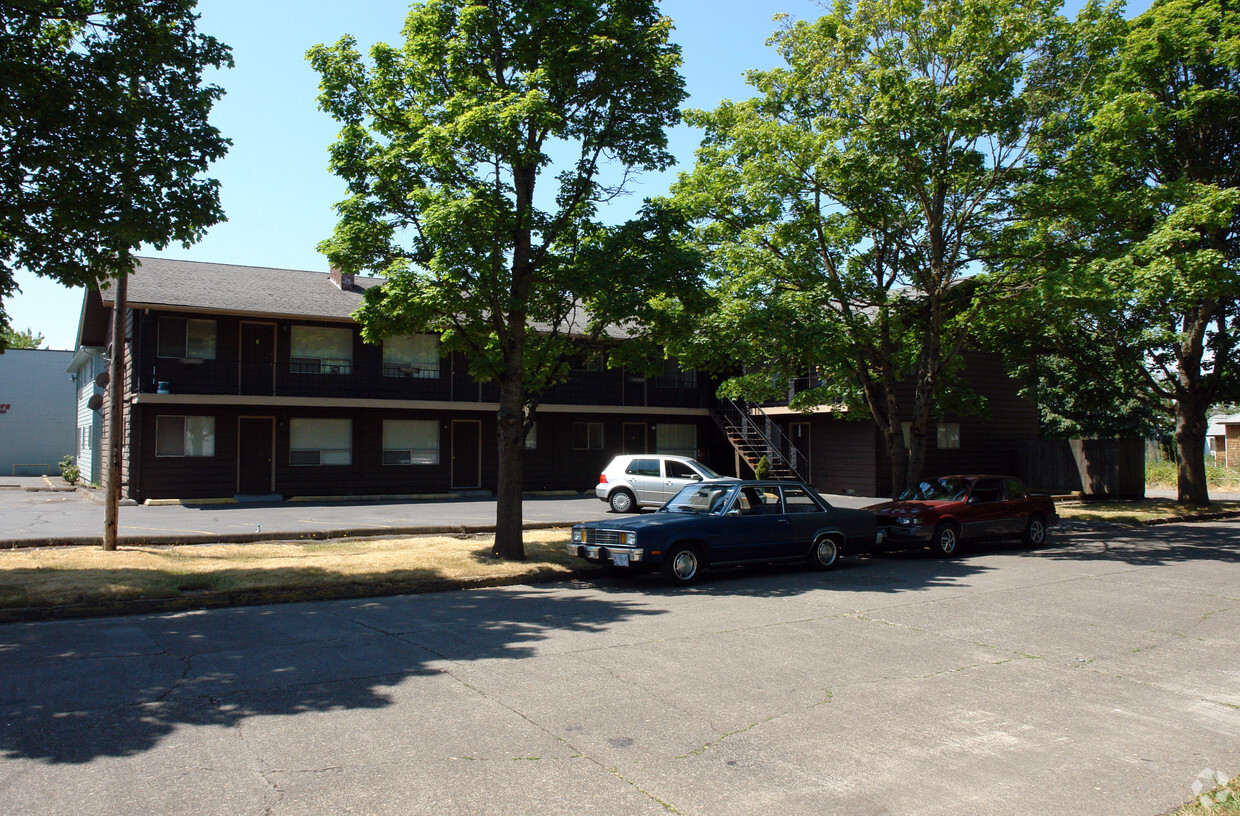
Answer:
612, 551, 630, 567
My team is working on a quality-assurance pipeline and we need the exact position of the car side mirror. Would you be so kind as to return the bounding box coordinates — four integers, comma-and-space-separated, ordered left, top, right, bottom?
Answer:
726, 509, 740, 516
691, 474, 702, 481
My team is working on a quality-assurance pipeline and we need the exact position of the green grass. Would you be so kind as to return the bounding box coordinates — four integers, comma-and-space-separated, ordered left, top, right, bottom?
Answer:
1146, 459, 1240, 491
1167, 774, 1240, 815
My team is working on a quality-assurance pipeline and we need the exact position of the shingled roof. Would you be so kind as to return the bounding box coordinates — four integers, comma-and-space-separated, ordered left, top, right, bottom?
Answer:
79, 256, 627, 347
97, 257, 381, 320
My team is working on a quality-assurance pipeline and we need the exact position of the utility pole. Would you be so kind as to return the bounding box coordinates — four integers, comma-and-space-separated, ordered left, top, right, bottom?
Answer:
102, 270, 127, 551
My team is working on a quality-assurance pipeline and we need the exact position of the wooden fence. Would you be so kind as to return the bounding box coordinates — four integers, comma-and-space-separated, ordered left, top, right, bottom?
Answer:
1018, 439, 1145, 498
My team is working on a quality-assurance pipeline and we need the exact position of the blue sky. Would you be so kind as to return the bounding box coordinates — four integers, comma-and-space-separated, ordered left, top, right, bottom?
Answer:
11, 0, 1136, 350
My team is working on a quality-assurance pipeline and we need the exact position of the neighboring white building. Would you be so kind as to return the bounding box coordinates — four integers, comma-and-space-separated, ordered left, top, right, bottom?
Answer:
0, 348, 76, 477
67, 346, 107, 484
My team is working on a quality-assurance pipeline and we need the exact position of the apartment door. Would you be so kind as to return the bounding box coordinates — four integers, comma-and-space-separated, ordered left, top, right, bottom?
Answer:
237, 417, 275, 495
622, 422, 647, 454
239, 322, 276, 396
791, 422, 811, 482
451, 420, 481, 489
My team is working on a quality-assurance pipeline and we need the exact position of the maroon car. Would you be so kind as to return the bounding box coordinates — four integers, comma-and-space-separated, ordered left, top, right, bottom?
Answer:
865, 475, 1057, 557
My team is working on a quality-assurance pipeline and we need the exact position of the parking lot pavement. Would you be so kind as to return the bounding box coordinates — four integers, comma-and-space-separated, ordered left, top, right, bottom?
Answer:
1, 519, 1237, 815
0, 483, 882, 546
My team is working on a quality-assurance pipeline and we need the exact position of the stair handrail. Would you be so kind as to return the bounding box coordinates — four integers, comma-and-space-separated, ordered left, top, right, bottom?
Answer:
715, 398, 807, 482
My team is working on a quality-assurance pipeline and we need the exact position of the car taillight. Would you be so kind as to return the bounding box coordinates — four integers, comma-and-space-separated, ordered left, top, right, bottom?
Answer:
599, 474, 608, 484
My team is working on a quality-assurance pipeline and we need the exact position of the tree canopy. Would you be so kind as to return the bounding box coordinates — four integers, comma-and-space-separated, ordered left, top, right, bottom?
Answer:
0, 326, 45, 350
0, 0, 231, 332
668, 0, 1069, 495
309, 0, 688, 558
1013, 0, 1240, 503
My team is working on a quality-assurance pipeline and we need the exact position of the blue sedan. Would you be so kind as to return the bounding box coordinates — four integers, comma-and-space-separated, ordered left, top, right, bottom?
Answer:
568, 480, 880, 585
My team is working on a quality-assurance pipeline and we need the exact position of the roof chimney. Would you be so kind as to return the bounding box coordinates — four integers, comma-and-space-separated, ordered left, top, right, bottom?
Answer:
329, 264, 354, 291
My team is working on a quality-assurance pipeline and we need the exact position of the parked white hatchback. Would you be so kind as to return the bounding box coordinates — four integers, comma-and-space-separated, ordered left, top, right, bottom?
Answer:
596, 454, 739, 513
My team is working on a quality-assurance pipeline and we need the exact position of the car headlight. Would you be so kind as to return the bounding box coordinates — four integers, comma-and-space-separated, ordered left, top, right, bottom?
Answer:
572, 527, 585, 543
897, 517, 922, 527
622, 531, 636, 546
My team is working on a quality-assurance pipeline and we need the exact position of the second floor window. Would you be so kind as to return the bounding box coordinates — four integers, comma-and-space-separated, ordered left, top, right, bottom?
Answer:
656, 358, 695, 389
382, 335, 440, 378
158, 317, 216, 359
290, 326, 353, 375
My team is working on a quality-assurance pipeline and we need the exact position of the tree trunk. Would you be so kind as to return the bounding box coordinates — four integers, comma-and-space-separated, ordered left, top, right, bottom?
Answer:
1174, 396, 1209, 506
492, 374, 527, 560
103, 270, 127, 551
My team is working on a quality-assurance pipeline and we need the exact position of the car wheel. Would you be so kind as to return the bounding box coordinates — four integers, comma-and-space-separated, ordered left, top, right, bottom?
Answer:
930, 522, 960, 557
808, 535, 840, 571
608, 489, 636, 513
1022, 513, 1048, 547
662, 543, 703, 586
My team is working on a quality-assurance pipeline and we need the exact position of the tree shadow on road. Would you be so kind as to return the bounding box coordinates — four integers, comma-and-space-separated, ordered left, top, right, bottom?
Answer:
0, 543, 991, 765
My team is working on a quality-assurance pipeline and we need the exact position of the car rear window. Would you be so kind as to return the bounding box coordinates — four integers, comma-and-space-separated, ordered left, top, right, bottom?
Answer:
625, 459, 660, 477
781, 485, 822, 513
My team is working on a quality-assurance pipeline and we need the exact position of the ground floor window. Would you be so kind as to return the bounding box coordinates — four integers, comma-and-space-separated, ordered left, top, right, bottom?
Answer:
290, 418, 352, 466
156, 415, 216, 457
573, 421, 603, 450
655, 423, 696, 457
382, 419, 439, 465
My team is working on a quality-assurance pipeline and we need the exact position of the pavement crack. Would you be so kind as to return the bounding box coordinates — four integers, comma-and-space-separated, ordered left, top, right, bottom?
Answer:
676, 687, 834, 759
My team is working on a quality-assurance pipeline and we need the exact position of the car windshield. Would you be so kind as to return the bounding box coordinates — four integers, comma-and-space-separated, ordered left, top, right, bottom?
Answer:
897, 478, 970, 502
662, 484, 733, 514
686, 459, 722, 479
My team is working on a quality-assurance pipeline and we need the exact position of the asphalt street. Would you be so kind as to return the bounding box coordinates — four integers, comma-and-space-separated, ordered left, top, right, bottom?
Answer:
1, 519, 1238, 815
0, 479, 882, 546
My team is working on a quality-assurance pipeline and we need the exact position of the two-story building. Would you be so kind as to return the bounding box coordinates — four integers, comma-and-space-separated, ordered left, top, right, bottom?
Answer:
73, 257, 1043, 502
74, 257, 729, 503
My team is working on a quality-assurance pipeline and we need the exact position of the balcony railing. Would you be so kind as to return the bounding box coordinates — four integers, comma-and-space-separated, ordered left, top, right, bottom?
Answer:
140, 357, 717, 409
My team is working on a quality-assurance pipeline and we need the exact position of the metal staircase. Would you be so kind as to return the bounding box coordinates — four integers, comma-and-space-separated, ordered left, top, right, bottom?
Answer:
712, 399, 806, 482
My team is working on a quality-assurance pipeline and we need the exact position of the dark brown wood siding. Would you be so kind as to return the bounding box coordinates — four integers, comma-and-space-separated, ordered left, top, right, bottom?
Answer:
129, 404, 727, 501
873, 350, 1039, 496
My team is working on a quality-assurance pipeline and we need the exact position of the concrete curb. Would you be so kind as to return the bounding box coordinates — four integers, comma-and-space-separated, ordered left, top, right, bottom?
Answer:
0, 565, 604, 625
0, 519, 575, 550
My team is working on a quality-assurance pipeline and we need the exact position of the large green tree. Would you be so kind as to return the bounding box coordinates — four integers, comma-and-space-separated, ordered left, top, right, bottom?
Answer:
0, 0, 231, 329
2, 1, 231, 548
669, 0, 1068, 495
309, 0, 686, 559
1017, 0, 1240, 504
